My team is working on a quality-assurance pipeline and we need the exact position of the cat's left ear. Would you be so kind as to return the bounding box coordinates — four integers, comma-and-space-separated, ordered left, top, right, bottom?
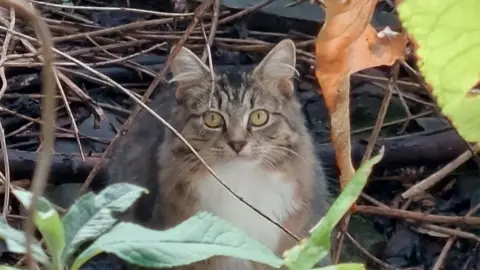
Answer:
252, 39, 297, 97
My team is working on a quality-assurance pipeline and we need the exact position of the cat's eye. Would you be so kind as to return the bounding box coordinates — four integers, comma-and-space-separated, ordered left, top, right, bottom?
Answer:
203, 111, 224, 128
249, 109, 269, 127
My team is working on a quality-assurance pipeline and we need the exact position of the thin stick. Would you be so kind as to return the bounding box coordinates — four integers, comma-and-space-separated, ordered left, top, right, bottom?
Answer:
207, 0, 278, 27
401, 142, 480, 198
355, 205, 480, 226
0, 123, 11, 217
345, 232, 397, 270
201, 0, 219, 62
431, 202, 480, 270
360, 62, 398, 164
29, 0, 195, 17
0, 7, 15, 99
53, 71, 85, 160
0, 1, 56, 269
0, 6, 15, 219
200, 23, 216, 108
52, 17, 174, 43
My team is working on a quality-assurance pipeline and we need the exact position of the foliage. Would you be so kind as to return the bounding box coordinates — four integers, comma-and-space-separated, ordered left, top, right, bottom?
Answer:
13, 190, 65, 270
397, 0, 480, 142
70, 213, 282, 270
0, 184, 283, 270
0, 150, 384, 270
0, 217, 48, 265
61, 183, 147, 263
314, 0, 406, 188
283, 148, 383, 270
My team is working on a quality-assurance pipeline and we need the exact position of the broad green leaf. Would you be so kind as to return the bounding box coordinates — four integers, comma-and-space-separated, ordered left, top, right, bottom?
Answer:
312, 263, 365, 270
0, 266, 25, 270
71, 212, 283, 270
283, 147, 384, 270
397, 0, 480, 142
62, 183, 147, 263
0, 217, 49, 264
12, 189, 64, 270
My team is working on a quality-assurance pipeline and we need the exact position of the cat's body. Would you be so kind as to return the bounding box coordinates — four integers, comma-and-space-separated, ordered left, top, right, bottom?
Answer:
106, 40, 331, 270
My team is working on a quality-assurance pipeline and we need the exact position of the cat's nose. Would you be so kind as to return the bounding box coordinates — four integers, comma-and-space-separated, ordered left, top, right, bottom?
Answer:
228, 140, 246, 154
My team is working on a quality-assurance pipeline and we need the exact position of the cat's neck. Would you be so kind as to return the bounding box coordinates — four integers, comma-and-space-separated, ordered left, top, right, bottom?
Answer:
191, 158, 300, 250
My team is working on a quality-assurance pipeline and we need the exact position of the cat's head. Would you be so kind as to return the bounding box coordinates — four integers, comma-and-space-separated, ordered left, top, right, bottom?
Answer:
168, 40, 310, 164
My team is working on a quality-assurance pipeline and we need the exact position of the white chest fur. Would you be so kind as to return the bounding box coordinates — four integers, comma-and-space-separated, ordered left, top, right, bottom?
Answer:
194, 159, 299, 253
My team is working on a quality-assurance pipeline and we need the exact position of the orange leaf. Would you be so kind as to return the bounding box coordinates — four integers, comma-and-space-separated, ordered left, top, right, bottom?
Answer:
314, 0, 407, 188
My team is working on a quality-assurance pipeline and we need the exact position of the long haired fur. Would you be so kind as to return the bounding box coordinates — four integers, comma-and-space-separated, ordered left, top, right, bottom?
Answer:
152, 40, 330, 270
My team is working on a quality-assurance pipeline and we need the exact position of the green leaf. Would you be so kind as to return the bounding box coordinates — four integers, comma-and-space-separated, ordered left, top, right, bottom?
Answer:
12, 189, 64, 270
62, 183, 147, 263
283, 147, 384, 270
312, 263, 365, 270
71, 212, 283, 270
0, 217, 49, 264
0, 266, 26, 270
397, 0, 480, 142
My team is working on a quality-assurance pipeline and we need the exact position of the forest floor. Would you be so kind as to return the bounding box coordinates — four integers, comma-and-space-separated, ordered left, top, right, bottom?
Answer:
0, 0, 479, 269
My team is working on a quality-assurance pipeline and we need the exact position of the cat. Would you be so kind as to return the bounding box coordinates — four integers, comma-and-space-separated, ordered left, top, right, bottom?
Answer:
106, 39, 331, 270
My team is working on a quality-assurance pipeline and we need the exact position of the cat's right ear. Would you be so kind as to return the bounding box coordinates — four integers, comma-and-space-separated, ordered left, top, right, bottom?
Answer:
169, 46, 210, 99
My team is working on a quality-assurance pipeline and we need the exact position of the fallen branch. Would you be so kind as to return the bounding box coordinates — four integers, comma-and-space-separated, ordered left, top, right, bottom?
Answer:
0, 129, 472, 187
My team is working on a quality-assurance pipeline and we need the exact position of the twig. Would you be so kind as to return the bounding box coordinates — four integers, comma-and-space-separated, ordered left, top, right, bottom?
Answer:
29, 0, 195, 17
0, 123, 11, 217
0, 179, 29, 194
52, 17, 175, 43
2, 105, 64, 138
206, 0, 279, 27
92, 44, 166, 67
0, 0, 56, 269
421, 224, 480, 242
53, 71, 85, 160
200, 23, 216, 108
355, 205, 480, 226
349, 110, 433, 137
56, 72, 105, 120
0, 7, 15, 99
392, 83, 413, 134
359, 194, 480, 242
201, 0, 219, 62
0, 6, 15, 220
401, 142, 480, 199
431, 202, 480, 270
460, 242, 480, 270
345, 232, 397, 270
360, 62, 398, 164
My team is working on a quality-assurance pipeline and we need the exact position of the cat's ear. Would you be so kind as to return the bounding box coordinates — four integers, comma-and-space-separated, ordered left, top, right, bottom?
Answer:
252, 39, 297, 97
169, 46, 211, 98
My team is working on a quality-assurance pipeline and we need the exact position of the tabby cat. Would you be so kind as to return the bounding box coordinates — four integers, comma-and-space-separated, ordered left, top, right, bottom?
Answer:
107, 39, 331, 270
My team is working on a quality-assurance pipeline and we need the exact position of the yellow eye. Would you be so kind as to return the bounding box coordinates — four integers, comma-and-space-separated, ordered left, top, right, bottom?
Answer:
203, 111, 224, 128
249, 109, 269, 127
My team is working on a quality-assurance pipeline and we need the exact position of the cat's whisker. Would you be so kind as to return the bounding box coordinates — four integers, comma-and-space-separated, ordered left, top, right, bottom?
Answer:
268, 148, 296, 162
263, 146, 307, 165
260, 153, 282, 175
272, 146, 309, 164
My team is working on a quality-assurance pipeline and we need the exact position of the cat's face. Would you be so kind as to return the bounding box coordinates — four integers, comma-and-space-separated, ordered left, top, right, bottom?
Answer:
168, 40, 308, 165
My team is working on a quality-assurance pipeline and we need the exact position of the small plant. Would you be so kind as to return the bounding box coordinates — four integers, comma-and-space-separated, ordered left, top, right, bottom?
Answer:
0, 148, 383, 270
